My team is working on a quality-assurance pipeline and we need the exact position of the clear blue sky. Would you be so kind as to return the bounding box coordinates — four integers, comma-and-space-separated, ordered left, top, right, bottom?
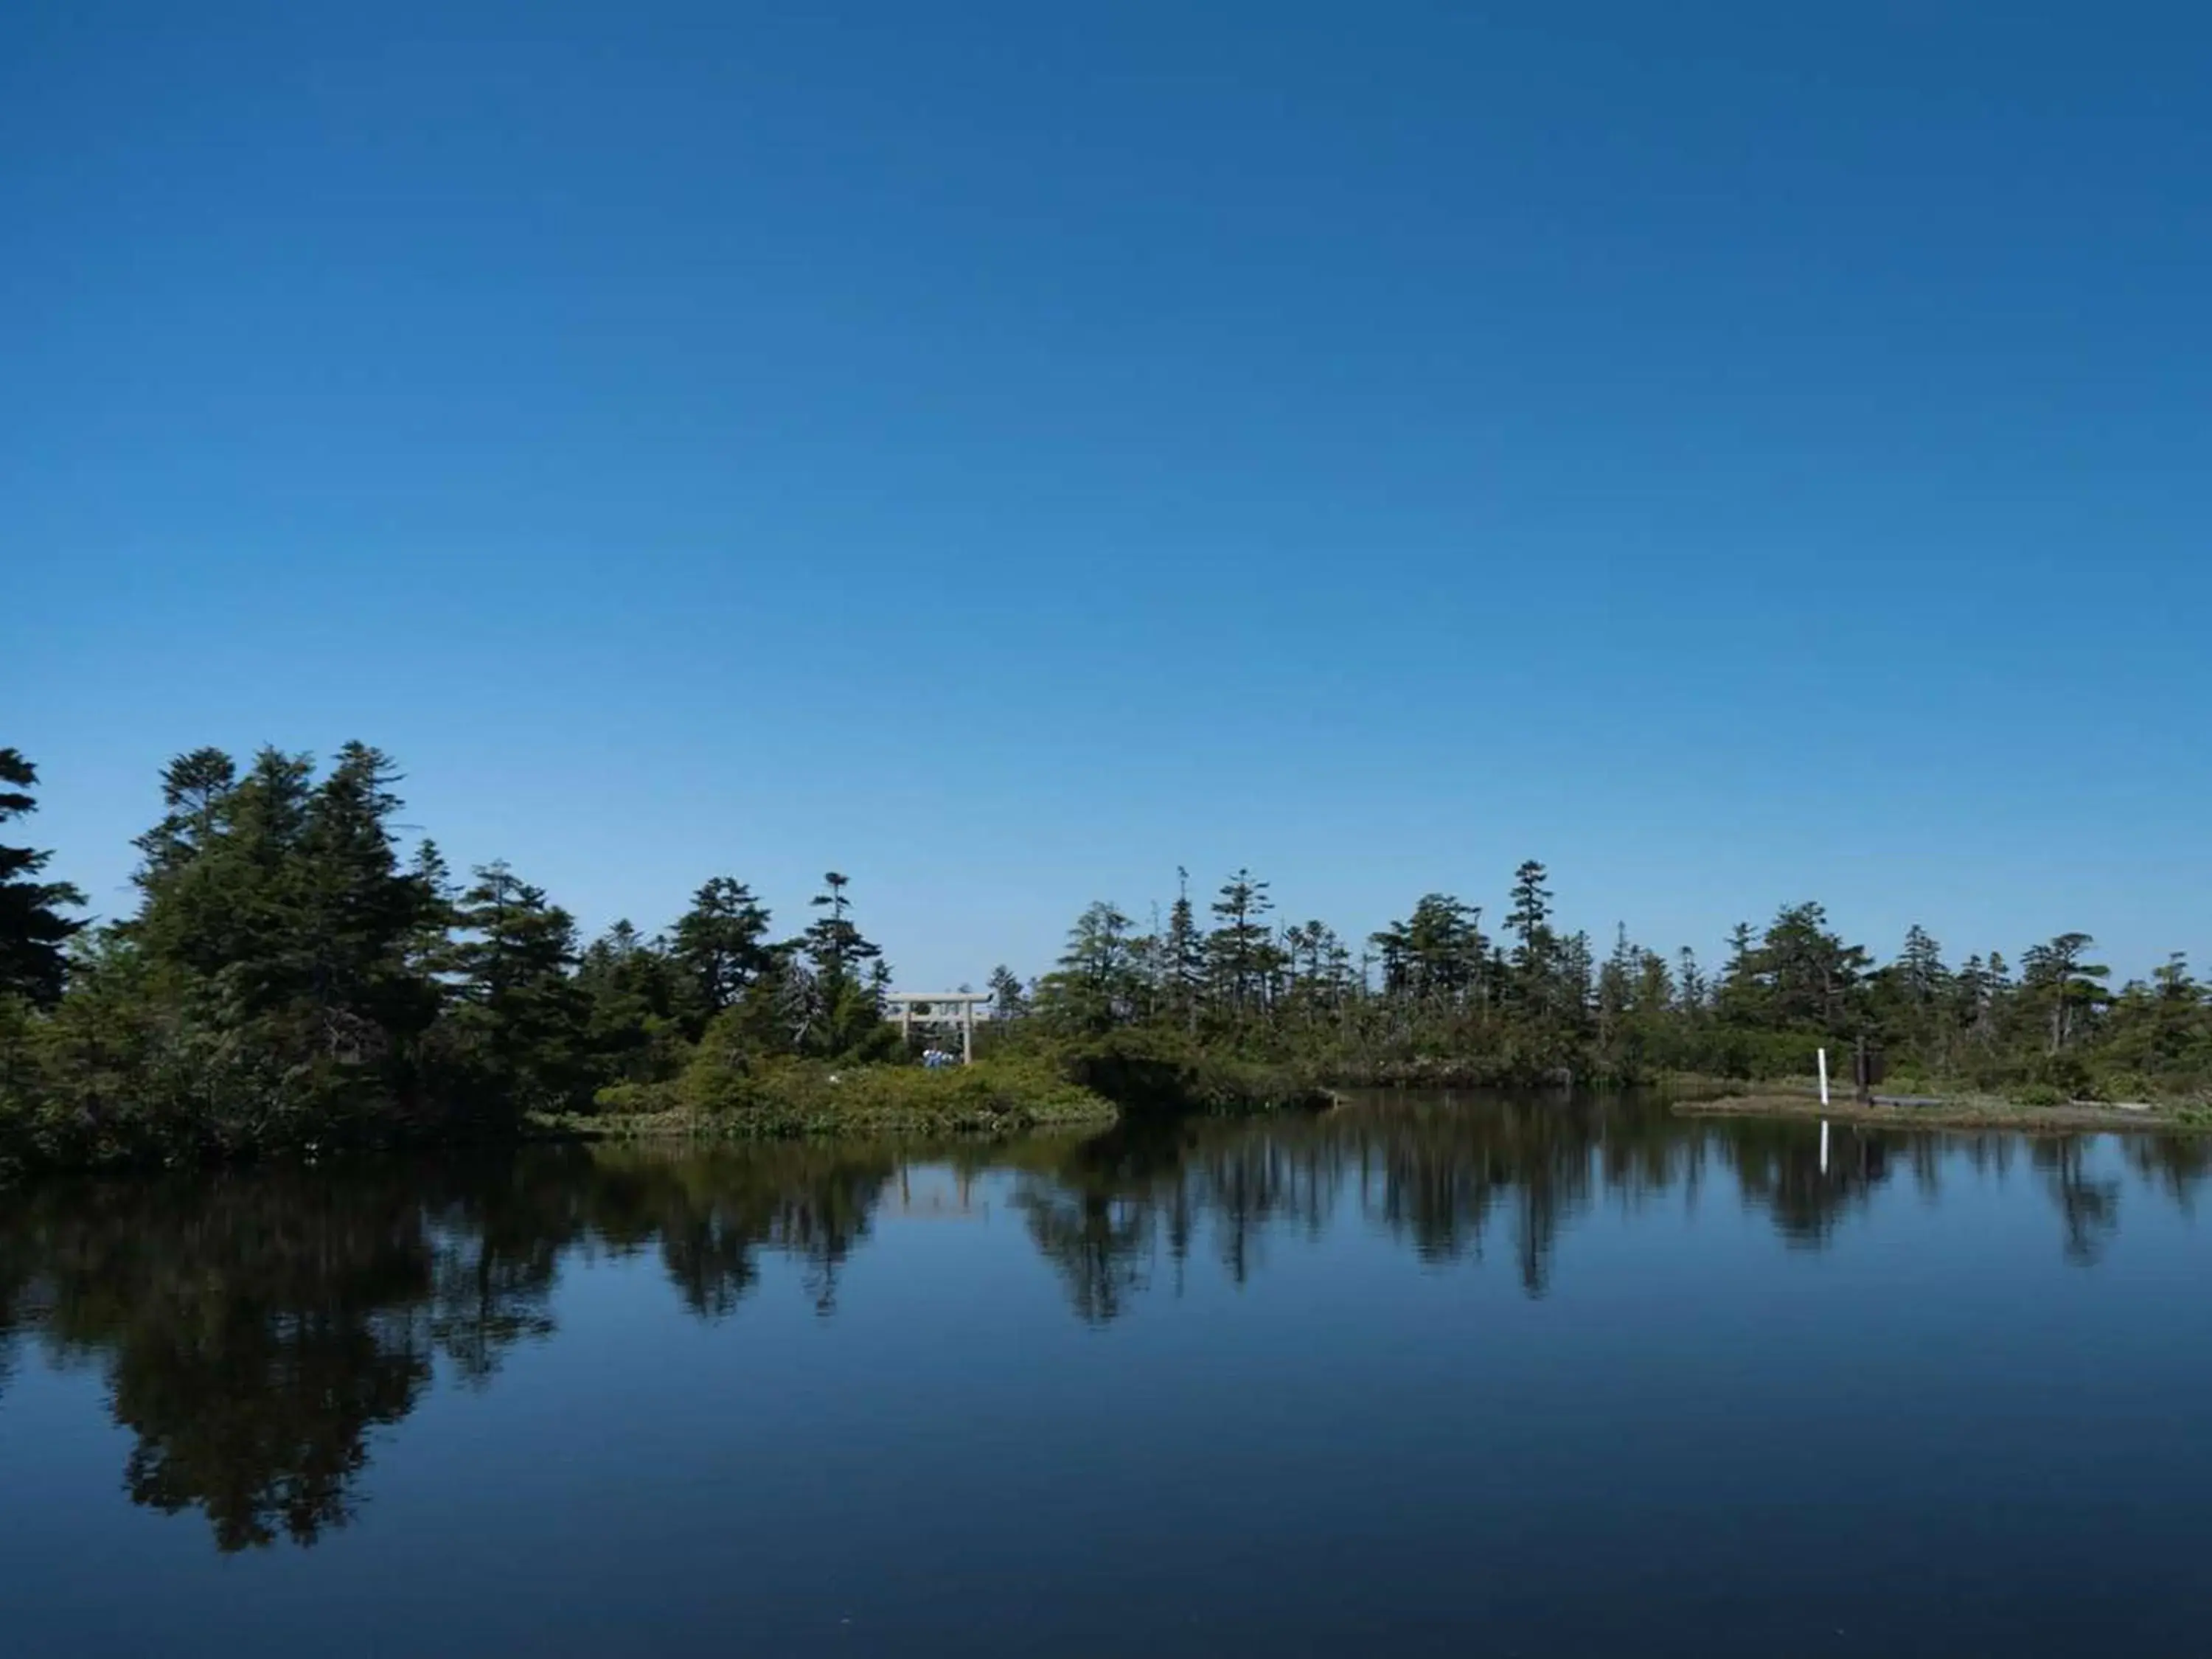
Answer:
5, 1, 2208, 986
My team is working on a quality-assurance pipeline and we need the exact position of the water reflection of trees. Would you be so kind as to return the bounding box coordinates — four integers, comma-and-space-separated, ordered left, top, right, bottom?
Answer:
1720, 1120, 1891, 1248
2119, 1133, 2212, 1215
0, 1168, 440, 1550
1018, 1099, 2212, 1321
577, 1146, 894, 1318
0, 1144, 897, 1552
2, 1108, 2206, 1551
1024, 1099, 1759, 1310
2032, 1138, 2121, 1265
1013, 1185, 1156, 1323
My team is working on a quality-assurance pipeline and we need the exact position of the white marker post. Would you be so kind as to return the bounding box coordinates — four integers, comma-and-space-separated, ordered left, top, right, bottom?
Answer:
1817, 1046, 1832, 1175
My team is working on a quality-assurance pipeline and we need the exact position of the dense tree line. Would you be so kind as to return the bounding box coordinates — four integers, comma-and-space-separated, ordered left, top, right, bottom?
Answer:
5, 740, 2210, 1169
1019, 860, 2212, 1102
0, 743, 903, 1167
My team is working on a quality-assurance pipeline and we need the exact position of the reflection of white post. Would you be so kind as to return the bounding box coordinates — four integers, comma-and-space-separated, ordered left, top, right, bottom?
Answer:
1818, 1047, 1831, 1107
1820, 1119, 1830, 1175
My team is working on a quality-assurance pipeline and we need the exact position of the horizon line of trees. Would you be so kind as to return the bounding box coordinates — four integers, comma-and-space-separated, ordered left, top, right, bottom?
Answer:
5, 740, 2212, 1169
1012, 862, 2209, 1099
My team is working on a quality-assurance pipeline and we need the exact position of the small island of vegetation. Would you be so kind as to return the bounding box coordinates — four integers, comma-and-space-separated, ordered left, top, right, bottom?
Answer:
4, 740, 2211, 1175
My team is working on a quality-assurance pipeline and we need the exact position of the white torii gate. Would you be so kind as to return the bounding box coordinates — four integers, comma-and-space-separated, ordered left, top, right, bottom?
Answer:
883, 991, 990, 1065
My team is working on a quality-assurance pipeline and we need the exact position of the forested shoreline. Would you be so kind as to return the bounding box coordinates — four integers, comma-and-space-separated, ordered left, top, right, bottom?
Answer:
4, 740, 2211, 1172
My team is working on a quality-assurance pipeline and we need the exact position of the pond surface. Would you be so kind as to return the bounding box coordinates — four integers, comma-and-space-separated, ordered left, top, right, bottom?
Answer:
3, 1095, 2210, 1656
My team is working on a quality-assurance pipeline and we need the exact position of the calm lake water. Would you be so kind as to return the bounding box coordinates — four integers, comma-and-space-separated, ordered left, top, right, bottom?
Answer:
4, 1094, 2210, 1656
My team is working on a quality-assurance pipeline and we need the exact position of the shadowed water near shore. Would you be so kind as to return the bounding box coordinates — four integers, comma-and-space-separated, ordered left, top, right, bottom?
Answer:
4, 1094, 2210, 1655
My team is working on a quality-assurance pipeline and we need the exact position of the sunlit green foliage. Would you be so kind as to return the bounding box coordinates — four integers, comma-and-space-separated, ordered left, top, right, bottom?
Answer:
7, 733, 2212, 1173
1022, 873, 2212, 1103
0, 745, 905, 1169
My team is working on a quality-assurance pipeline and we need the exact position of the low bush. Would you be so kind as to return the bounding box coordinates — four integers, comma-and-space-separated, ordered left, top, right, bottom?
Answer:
588, 1052, 1118, 1140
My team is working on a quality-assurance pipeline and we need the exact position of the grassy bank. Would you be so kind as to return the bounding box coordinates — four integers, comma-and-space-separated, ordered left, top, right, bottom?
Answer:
548, 1028, 1338, 1144
1678, 1087, 2212, 1135
560, 1055, 1120, 1141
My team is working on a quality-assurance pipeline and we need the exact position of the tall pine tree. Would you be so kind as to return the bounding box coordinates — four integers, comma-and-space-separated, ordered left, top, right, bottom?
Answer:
0, 748, 84, 1006
671, 877, 772, 1032
447, 861, 590, 1114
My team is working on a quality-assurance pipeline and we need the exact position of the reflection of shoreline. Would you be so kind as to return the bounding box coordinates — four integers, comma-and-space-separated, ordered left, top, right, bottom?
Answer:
1029, 1097, 2209, 1310
1, 1107, 2205, 1555
0, 1144, 901, 1553
1680, 1091, 2198, 1135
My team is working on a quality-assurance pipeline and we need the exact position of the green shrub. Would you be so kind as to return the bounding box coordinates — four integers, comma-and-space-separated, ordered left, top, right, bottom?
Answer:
613, 1048, 1118, 1139
2030, 1052, 2093, 1099
592, 1080, 686, 1117
2087, 1070, 2158, 1105
1051, 1027, 1328, 1117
